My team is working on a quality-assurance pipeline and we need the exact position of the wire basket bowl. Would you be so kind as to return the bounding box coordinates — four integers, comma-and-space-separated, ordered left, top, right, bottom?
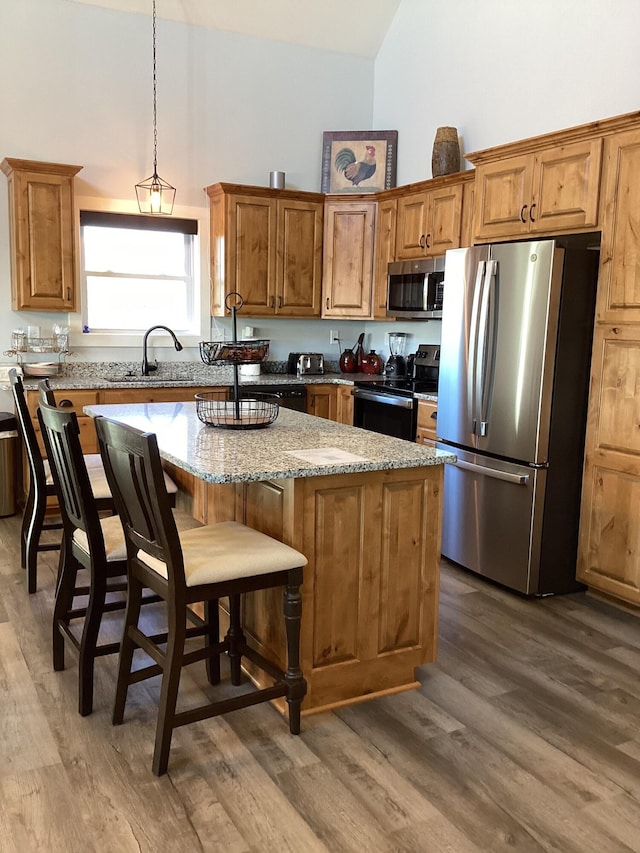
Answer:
199, 339, 270, 365
195, 392, 279, 430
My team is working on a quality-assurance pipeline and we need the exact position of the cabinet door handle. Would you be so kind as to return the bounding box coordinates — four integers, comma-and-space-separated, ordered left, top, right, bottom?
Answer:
326, 297, 330, 309
529, 203, 536, 223
269, 295, 275, 308
59, 399, 73, 408
520, 204, 528, 223
419, 234, 425, 249
277, 295, 282, 308
425, 233, 431, 249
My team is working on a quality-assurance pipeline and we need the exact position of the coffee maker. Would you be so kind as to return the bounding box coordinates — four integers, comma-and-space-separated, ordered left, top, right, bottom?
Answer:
384, 332, 409, 378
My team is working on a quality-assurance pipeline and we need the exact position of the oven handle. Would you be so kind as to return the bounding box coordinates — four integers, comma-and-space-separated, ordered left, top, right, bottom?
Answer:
351, 388, 415, 410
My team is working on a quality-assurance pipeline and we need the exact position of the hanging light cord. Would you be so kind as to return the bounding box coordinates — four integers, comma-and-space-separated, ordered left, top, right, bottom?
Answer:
151, 0, 158, 178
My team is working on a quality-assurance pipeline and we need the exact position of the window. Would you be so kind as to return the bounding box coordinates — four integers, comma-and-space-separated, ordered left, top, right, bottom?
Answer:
80, 211, 199, 335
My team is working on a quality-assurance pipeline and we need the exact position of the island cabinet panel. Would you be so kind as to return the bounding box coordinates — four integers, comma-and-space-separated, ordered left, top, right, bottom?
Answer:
471, 139, 602, 242
230, 466, 443, 714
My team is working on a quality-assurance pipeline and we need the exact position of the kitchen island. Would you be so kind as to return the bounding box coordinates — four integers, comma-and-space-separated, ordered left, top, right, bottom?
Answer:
85, 400, 454, 715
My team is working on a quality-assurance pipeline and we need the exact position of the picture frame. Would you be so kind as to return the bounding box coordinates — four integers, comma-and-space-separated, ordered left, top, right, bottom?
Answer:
321, 130, 398, 194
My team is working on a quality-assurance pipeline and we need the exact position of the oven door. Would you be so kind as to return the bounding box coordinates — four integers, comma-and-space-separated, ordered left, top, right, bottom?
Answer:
352, 387, 417, 441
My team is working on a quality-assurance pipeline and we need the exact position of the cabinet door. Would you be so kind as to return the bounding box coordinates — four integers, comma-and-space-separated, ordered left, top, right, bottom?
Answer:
530, 139, 602, 234
322, 201, 375, 318
577, 324, 640, 605
416, 400, 437, 446
395, 192, 428, 259
473, 154, 533, 241
306, 385, 337, 420
372, 198, 397, 318
1, 159, 82, 311
276, 198, 323, 317
596, 128, 640, 324
335, 385, 354, 425
425, 184, 464, 256
227, 194, 277, 315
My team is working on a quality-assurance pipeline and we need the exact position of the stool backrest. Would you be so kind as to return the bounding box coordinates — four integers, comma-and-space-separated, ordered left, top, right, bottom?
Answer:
37, 378, 56, 406
9, 369, 47, 487
37, 401, 105, 552
95, 416, 184, 588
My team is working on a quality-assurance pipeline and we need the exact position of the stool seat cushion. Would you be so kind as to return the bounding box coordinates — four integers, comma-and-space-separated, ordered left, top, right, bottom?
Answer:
73, 513, 126, 562
44, 457, 178, 500
138, 521, 307, 587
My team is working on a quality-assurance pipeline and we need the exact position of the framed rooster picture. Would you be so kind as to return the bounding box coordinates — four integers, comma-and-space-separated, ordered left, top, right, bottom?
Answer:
321, 130, 398, 194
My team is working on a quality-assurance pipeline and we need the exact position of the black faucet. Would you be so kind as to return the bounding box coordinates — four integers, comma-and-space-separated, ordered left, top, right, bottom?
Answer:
141, 325, 183, 376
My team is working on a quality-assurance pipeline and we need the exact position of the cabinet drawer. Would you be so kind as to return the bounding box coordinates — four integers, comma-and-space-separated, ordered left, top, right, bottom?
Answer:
27, 389, 100, 417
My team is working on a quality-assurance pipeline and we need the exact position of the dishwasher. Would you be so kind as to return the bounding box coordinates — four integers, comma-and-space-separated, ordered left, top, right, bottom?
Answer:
238, 384, 307, 412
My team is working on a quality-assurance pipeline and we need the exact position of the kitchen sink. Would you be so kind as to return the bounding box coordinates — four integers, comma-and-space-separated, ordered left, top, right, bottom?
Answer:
103, 375, 192, 384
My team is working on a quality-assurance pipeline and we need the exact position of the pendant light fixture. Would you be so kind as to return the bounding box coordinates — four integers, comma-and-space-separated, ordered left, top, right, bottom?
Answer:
135, 0, 175, 215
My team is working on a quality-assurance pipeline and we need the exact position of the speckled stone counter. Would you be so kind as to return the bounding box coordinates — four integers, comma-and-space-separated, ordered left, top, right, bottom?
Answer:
83, 401, 453, 483
84, 399, 450, 715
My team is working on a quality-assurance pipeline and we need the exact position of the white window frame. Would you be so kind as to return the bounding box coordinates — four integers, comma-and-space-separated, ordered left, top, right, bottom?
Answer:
70, 196, 210, 349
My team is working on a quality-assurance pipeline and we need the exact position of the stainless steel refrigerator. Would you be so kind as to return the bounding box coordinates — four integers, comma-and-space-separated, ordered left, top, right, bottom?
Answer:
436, 239, 598, 595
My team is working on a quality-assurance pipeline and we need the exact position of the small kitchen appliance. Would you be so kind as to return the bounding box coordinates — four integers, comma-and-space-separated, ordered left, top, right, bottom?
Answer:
384, 332, 409, 378
287, 352, 324, 375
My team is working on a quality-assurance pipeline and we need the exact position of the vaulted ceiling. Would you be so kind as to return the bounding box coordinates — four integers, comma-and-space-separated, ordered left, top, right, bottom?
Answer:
65, 0, 402, 58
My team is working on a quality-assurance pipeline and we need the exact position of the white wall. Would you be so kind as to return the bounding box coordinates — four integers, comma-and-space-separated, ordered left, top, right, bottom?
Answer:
0, 0, 375, 371
2, 0, 640, 382
374, 0, 640, 185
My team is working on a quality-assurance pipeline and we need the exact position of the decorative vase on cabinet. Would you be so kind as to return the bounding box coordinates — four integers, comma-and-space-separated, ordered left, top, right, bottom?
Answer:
432, 127, 461, 178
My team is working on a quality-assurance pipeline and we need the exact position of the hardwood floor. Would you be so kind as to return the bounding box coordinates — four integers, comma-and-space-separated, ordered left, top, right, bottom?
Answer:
1, 510, 639, 852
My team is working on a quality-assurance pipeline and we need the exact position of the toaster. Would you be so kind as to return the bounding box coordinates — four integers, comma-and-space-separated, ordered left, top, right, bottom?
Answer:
287, 352, 324, 375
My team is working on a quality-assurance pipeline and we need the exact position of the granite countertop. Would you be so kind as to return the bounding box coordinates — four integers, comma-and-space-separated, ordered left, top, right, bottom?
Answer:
4, 370, 438, 402
84, 401, 454, 483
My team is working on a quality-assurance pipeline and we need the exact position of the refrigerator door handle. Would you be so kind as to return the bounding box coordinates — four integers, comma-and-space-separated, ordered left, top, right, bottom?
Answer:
477, 260, 498, 437
455, 458, 530, 485
468, 260, 486, 435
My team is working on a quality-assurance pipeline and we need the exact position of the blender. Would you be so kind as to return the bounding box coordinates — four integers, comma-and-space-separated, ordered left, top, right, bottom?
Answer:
385, 332, 409, 378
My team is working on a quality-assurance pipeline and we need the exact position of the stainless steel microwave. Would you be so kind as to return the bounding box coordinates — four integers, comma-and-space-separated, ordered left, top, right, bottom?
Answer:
386, 257, 445, 319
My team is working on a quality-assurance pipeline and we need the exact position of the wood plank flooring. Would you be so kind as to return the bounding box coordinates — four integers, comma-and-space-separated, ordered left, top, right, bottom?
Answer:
0, 511, 639, 852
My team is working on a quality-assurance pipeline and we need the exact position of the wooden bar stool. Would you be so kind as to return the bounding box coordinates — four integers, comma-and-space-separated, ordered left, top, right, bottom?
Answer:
10, 369, 114, 593
95, 415, 307, 776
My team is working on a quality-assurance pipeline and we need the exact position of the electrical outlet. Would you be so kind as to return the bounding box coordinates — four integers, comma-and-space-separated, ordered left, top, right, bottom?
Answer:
330, 329, 340, 345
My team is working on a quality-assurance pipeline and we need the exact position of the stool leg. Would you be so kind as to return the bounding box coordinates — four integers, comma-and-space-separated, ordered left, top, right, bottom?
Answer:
113, 575, 144, 726
205, 598, 220, 685
153, 603, 186, 776
20, 487, 34, 570
52, 544, 79, 672
25, 495, 45, 594
226, 594, 245, 686
78, 565, 108, 716
283, 572, 306, 735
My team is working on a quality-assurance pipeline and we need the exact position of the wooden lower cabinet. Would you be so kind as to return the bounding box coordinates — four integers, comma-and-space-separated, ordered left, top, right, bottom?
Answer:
306, 384, 337, 420
196, 465, 443, 713
335, 385, 354, 425
577, 325, 640, 604
415, 400, 438, 447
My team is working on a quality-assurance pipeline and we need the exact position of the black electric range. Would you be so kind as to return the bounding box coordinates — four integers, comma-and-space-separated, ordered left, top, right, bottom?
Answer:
351, 377, 437, 441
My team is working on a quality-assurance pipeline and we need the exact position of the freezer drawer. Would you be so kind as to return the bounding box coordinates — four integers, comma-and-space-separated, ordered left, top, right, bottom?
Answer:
438, 445, 545, 594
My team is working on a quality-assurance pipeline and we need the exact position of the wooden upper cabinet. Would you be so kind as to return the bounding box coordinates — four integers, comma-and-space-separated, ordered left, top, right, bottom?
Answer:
595, 128, 640, 323
372, 197, 397, 318
470, 139, 602, 241
395, 183, 463, 259
322, 199, 376, 318
1, 158, 82, 312
205, 183, 323, 318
